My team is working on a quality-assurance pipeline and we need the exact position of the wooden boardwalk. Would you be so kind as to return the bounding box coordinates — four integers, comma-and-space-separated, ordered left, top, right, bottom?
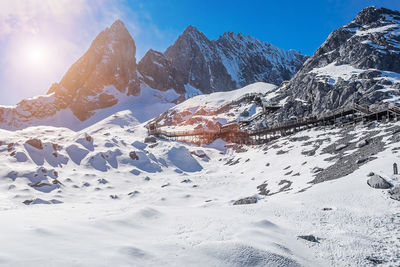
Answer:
148, 103, 400, 145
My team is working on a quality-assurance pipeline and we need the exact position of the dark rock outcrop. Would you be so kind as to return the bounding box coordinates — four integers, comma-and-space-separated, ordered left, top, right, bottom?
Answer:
233, 196, 258, 205
272, 7, 400, 119
298, 235, 319, 243
25, 139, 43, 150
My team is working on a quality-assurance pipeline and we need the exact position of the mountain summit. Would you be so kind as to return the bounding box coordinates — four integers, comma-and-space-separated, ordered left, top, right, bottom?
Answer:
138, 26, 307, 95
272, 6, 400, 119
50, 19, 140, 121
0, 20, 141, 129
0, 21, 306, 130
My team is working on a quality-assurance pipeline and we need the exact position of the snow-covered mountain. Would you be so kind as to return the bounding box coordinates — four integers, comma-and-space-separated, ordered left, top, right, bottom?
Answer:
0, 20, 180, 131
138, 26, 307, 95
1, 6, 400, 266
272, 7, 400, 119
0, 21, 306, 131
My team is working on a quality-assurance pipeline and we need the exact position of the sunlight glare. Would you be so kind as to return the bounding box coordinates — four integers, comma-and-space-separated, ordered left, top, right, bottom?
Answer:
27, 45, 46, 66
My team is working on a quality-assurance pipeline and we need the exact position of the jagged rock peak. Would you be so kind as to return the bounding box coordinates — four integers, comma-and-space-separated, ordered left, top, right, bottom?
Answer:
182, 25, 201, 35
140, 25, 308, 95
109, 19, 126, 30
92, 19, 136, 52
53, 19, 139, 121
178, 25, 210, 44
270, 6, 400, 121
353, 6, 400, 25
0, 19, 139, 129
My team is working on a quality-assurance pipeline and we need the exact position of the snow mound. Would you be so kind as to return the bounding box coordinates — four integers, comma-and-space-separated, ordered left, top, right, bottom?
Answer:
167, 146, 203, 172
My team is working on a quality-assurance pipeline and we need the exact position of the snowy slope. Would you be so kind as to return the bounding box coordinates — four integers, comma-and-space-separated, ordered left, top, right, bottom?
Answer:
152, 82, 277, 132
0, 84, 178, 131
0, 108, 399, 266
175, 82, 276, 111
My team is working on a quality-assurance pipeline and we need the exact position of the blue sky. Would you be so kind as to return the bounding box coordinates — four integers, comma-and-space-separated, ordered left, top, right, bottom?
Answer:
0, 0, 399, 105
128, 0, 400, 57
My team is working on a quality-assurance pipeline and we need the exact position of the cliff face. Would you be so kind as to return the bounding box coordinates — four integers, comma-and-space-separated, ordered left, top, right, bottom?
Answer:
52, 19, 140, 121
138, 26, 307, 95
273, 7, 400, 119
0, 20, 141, 127
0, 20, 307, 130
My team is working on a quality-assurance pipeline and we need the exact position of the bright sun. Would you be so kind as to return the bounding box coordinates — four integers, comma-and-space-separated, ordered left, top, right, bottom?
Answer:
27, 45, 46, 65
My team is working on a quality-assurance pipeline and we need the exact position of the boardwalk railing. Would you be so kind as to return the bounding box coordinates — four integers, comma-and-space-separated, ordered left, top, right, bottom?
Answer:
148, 102, 400, 145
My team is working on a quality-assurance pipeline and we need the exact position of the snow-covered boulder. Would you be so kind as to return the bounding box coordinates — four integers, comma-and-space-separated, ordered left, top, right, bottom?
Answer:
367, 175, 392, 189
124, 151, 162, 173
167, 146, 202, 172
132, 141, 147, 150
335, 143, 348, 151
144, 136, 157, 143
66, 144, 89, 165
76, 134, 94, 151
15, 151, 28, 162
23, 198, 63, 205
356, 139, 369, 148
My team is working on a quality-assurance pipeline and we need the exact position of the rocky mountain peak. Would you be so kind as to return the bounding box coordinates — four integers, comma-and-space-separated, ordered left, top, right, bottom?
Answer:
271, 6, 400, 121
140, 27, 307, 95
218, 31, 247, 42
169, 25, 212, 53
49, 19, 140, 121
180, 25, 209, 42
182, 25, 200, 34
109, 19, 126, 31
353, 6, 400, 25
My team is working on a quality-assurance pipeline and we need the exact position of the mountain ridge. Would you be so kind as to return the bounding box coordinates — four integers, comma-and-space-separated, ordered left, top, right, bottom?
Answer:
267, 6, 400, 120
139, 25, 307, 95
0, 20, 306, 130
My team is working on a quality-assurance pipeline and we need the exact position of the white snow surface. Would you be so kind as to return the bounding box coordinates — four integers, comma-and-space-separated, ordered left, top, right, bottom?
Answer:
310, 62, 364, 81
0, 108, 399, 266
184, 84, 203, 99
175, 82, 276, 112
0, 84, 179, 132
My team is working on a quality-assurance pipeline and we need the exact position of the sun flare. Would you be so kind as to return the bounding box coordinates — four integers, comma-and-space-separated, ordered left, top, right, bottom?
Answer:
27, 45, 46, 65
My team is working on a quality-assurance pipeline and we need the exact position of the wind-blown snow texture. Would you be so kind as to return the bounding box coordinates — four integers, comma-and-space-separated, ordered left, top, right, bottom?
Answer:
0, 107, 399, 266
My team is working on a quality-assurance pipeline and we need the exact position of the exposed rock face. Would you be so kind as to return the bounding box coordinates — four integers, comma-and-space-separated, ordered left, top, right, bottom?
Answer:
25, 139, 43, 150
0, 20, 140, 126
138, 26, 307, 95
273, 7, 400, 119
52, 19, 140, 120
298, 235, 319, 243
233, 196, 258, 205
0, 21, 306, 130
138, 49, 186, 94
